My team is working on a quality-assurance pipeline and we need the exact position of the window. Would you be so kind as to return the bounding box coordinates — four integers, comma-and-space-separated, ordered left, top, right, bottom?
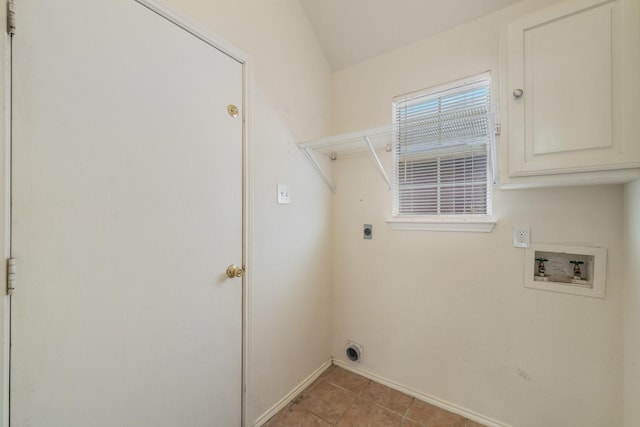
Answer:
392, 73, 494, 228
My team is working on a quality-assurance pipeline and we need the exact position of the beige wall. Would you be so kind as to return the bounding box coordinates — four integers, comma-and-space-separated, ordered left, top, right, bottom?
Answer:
0, 1, 633, 426
330, 1, 624, 426
624, 180, 640, 427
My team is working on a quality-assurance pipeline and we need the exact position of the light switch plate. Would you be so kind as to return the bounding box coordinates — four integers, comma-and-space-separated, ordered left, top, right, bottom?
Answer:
277, 184, 290, 204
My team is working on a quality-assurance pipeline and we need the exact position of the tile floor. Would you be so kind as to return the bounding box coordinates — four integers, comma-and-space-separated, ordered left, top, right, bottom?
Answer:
264, 365, 485, 426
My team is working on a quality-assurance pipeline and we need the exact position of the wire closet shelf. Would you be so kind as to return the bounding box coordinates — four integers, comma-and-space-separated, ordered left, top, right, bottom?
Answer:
298, 124, 396, 193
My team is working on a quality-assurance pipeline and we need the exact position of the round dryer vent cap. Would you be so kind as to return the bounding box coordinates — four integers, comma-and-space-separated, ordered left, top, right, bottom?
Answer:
346, 342, 362, 362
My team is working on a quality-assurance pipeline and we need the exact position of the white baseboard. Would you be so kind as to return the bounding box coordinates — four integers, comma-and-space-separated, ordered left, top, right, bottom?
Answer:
333, 359, 512, 427
252, 359, 332, 427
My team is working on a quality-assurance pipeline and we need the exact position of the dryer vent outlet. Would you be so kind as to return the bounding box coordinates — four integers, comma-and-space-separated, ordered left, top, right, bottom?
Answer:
346, 341, 363, 363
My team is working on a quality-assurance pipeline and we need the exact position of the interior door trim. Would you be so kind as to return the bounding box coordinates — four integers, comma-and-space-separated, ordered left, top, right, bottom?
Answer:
134, 0, 247, 63
1, 1, 12, 426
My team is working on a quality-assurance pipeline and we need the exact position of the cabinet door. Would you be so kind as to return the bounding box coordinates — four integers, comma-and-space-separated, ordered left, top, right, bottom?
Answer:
506, 0, 640, 177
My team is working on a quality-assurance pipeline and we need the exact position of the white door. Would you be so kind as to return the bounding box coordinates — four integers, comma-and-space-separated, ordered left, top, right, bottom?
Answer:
10, 1, 244, 426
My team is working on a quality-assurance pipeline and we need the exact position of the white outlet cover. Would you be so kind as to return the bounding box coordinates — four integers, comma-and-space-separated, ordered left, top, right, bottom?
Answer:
513, 225, 530, 248
277, 184, 290, 204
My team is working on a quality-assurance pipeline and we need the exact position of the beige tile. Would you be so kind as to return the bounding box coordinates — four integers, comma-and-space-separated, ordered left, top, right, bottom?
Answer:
361, 381, 413, 415
264, 404, 332, 427
267, 372, 486, 427
405, 399, 466, 427
323, 366, 370, 394
337, 397, 403, 427
301, 379, 357, 423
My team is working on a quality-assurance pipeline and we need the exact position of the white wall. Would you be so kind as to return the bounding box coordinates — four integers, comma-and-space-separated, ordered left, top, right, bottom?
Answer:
330, 1, 624, 426
624, 180, 640, 427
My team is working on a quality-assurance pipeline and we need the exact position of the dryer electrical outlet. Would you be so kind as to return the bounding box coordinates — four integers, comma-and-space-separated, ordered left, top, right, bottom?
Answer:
363, 224, 372, 239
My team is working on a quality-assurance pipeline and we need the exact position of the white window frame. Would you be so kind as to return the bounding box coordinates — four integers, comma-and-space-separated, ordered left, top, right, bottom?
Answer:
386, 72, 497, 232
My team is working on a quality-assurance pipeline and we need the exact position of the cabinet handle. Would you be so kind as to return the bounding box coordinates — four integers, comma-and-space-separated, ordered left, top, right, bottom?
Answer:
513, 88, 524, 98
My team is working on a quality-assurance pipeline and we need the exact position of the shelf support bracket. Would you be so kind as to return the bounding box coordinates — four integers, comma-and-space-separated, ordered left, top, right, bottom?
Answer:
363, 136, 392, 190
300, 147, 336, 194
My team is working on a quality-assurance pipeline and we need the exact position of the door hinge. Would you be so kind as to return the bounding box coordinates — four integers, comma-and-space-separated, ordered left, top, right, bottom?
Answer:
7, 0, 16, 36
7, 257, 15, 295
494, 113, 501, 136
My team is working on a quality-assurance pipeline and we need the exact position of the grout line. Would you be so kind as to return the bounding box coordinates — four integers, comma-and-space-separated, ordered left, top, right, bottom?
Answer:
325, 367, 418, 424
399, 398, 414, 425
332, 383, 405, 427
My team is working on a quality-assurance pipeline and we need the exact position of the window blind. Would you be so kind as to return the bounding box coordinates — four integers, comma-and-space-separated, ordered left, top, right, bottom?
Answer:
393, 73, 493, 216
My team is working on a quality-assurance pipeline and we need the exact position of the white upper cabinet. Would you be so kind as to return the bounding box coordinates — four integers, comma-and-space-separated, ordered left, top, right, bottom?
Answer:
504, 0, 640, 186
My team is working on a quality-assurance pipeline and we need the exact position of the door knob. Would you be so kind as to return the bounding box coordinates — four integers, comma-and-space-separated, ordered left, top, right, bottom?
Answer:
226, 264, 244, 278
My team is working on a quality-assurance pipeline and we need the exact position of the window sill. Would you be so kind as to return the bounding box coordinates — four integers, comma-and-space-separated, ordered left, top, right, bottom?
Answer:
386, 217, 497, 232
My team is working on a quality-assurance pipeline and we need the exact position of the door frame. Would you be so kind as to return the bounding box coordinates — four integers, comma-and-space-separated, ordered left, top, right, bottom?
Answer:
0, 1, 253, 425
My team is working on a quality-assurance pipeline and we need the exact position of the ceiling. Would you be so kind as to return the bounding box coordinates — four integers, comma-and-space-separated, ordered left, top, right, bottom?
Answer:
298, 0, 523, 70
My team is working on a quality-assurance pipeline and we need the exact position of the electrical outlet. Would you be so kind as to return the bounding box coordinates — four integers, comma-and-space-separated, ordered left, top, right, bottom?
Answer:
513, 225, 530, 248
